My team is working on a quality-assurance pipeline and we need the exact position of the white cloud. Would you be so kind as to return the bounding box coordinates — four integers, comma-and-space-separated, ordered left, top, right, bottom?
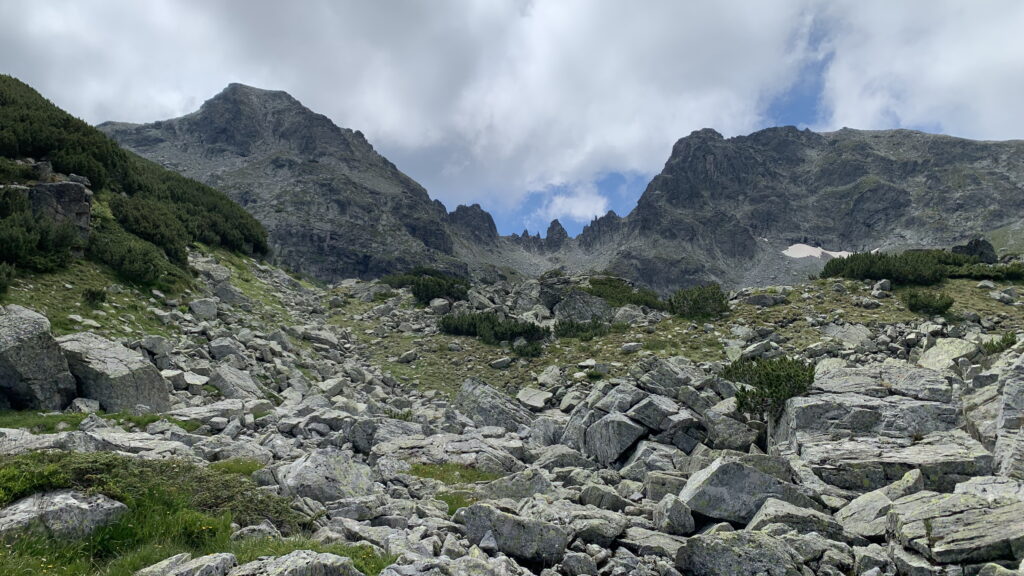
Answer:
1, 1, 1022, 227
815, 1, 1024, 139
531, 184, 610, 229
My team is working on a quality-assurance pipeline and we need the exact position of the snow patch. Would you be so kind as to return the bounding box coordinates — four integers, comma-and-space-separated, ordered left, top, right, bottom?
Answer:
782, 243, 853, 259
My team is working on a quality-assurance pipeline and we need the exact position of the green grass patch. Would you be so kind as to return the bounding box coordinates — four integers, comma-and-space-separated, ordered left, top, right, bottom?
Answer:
982, 332, 1017, 356
407, 462, 503, 484
0, 411, 201, 434
583, 276, 667, 310
554, 320, 627, 341
435, 491, 477, 516
0, 451, 394, 576
208, 458, 264, 477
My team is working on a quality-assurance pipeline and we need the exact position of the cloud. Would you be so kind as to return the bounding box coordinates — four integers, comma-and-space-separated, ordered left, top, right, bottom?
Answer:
814, 1, 1024, 139
530, 184, 610, 230
1, 1, 1022, 232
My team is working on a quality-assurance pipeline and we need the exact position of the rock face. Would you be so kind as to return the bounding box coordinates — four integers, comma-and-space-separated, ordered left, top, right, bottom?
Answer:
104, 86, 1024, 291
28, 181, 92, 238
57, 332, 171, 413
99, 83, 464, 282
0, 490, 126, 538
0, 305, 77, 410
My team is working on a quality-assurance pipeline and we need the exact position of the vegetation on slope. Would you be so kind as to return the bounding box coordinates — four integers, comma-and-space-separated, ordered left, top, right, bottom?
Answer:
0, 74, 267, 289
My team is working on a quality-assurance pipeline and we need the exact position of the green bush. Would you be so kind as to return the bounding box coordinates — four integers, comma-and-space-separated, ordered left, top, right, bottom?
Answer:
0, 74, 268, 270
554, 319, 626, 341
667, 283, 730, 319
982, 332, 1017, 356
82, 286, 106, 306
902, 289, 954, 315
947, 262, 1024, 282
0, 187, 78, 272
0, 157, 35, 182
439, 312, 549, 346
727, 357, 814, 420
87, 219, 188, 289
821, 250, 978, 286
584, 276, 667, 310
0, 262, 12, 294
512, 340, 544, 358
381, 268, 469, 305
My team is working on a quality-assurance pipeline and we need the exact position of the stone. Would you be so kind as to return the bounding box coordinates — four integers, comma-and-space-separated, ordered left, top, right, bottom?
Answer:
654, 494, 695, 536
0, 489, 126, 539
189, 298, 219, 320
887, 490, 1024, 565
397, 349, 417, 364
454, 503, 569, 565
679, 458, 819, 524
744, 293, 788, 307
516, 387, 552, 410
560, 552, 598, 576
57, 332, 171, 413
229, 550, 364, 576
136, 553, 237, 576
579, 483, 630, 512
0, 305, 77, 410
747, 498, 848, 542
454, 378, 534, 432
276, 447, 380, 502
625, 394, 679, 430
553, 289, 613, 323
675, 530, 807, 576
209, 337, 246, 360
917, 338, 980, 372
583, 413, 647, 465
479, 468, 553, 500
29, 181, 92, 237
618, 526, 688, 559
835, 470, 924, 539
208, 366, 264, 400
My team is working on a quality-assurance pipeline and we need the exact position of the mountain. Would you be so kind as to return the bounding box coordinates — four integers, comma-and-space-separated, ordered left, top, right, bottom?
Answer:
101, 84, 1024, 291
100, 84, 463, 281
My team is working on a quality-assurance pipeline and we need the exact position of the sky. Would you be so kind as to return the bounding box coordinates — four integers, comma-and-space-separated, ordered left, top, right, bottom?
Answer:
2, 1, 1024, 236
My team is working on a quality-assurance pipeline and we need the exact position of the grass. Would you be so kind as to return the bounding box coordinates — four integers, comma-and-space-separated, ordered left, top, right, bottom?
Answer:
435, 491, 477, 516
207, 459, 264, 477
0, 411, 201, 434
407, 462, 503, 484
982, 332, 1017, 356
0, 451, 394, 576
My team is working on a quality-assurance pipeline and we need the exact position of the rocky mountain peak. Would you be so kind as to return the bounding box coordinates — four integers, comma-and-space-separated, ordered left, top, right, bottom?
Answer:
545, 219, 569, 250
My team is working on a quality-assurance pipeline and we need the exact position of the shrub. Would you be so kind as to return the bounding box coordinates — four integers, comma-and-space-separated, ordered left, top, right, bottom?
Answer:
947, 262, 1024, 282
512, 340, 544, 358
0, 157, 35, 182
982, 332, 1017, 356
667, 283, 730, 319
0, 187, 78, 272
87, 219, 188, 289
82, 286, 106, 306
584, 276, 667, 310
902, 289, 954, 315
554, 319, 626, 341
727, 357, 814, 420
439, 312, 549, 346
821, 250, 978, 286
0, 262, 12, 294
381, 268, 469, 305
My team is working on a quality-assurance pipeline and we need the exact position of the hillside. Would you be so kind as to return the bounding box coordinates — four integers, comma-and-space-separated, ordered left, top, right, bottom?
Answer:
0, 75, 267, 291
99, 83, 465, 282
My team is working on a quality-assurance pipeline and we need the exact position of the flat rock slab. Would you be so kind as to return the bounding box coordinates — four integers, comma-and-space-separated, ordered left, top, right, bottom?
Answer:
791, 429, 992, 493
887, 490, 1024, 565
57, 331, 170, 412
0, 489, 126, 539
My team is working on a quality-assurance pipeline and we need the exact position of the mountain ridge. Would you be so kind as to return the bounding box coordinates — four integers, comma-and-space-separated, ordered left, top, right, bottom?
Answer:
100, 84, 1024, 291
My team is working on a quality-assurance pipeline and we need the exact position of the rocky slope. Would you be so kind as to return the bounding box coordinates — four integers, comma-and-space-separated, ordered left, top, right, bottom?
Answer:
99, 84, 463, 281
3, 244, 1024, 574
100, 85, 1024, 292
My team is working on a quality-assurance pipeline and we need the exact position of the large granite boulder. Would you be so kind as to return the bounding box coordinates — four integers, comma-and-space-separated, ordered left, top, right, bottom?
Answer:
230, 550, 364, 576
675, 530, 807, 576
0, 305, 77, 410
454, 503, 569, 565
583, 413, 647, 465
679, 458, 819, 524
207, 365, 264, 400
135, 553, 237, 576
0, 490, 126, 539
454, 378, 534, 432
57, 332, 170, 413
276, 448, 380, 502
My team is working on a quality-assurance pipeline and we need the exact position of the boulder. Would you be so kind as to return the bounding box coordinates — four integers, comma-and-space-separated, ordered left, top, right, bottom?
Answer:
0, 489, 126, 539
516, 387, 552, 410
454, 378, 534, 432
675, 530, 807, 576
57, 332, 170, 413
189, 298, 219, 320
276, 448, 380, 502
583, 413, 647, 465
230, 550, 364, 576
679, 458, 819, 524
208, 365, 264, 400
747, 498, 849, 543
454, 503, 569, 565
135, 553, 237, 576
654, 494, 695, 536
0, 304, 77, 410
917, 338, 980, 372
553, 289, 613, 323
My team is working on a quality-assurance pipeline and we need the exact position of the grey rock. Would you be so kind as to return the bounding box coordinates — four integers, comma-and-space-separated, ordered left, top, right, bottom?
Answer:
229, 550, 364, 576
583, 413, 647, 465
276, 448, 380, 502
454, 378, 534, 432
679, 458, 819, 524
553, 289, 613, 323
189, 298, 219, 320
579, 483, 630, 512
208, 366, 264, 400
0, 489, 126, 539
654, 494, 695, 536
516, 387, 552, 410
0, 305, 77, 410
454, 503, 569, 565
917, 338, 980, 372
57, 332, 171, 413
136, 553, 237, 576
675, 530, 806, 576
747, 498, 849, 543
